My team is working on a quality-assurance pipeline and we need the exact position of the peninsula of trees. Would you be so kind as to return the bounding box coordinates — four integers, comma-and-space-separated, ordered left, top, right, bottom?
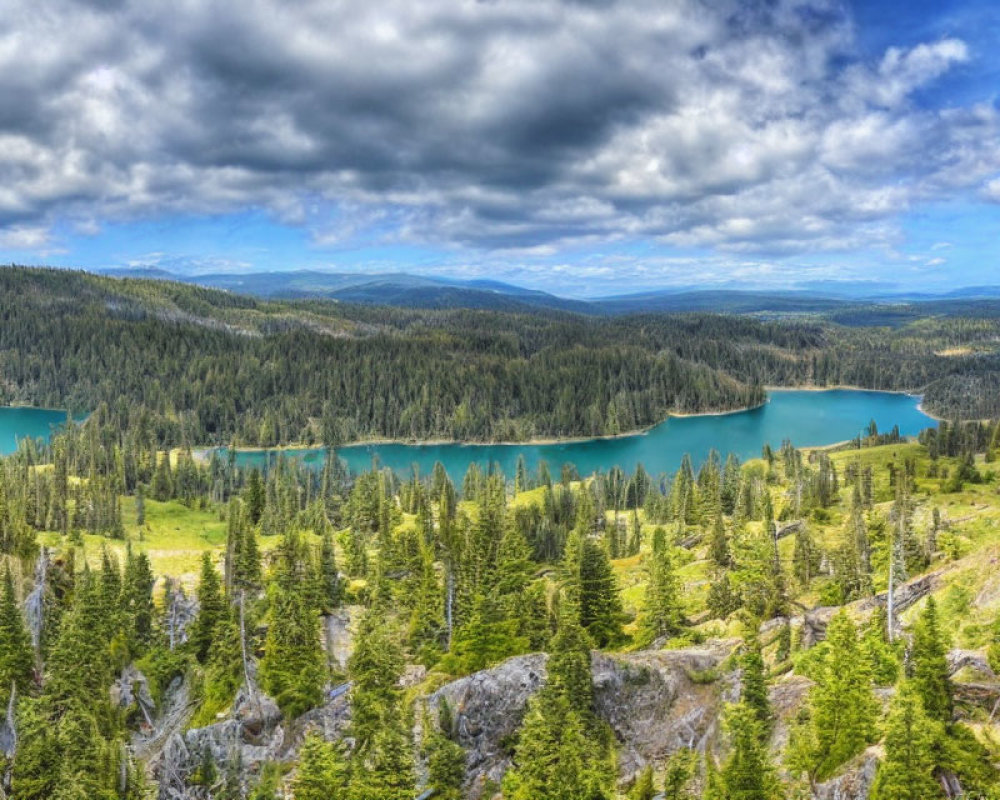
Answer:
4, 267, 1000, 447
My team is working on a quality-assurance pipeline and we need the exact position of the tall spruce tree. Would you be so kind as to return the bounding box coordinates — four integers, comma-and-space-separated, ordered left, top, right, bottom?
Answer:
789, 610, 877, 782
191, 552, 223, 664
577, 538, 623, 648
870, 682, 941, 800
260, 585, 327, 718
909, 596, 952, 722
640, 526, 684, 644
293, 730, 347, 800
0, 565, 34, 699
720, 702, 779, 800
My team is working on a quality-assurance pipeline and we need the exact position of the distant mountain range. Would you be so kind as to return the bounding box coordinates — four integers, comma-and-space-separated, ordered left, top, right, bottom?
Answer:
96, 267, 1000, 316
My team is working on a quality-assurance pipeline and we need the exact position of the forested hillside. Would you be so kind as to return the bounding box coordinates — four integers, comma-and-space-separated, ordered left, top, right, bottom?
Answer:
1, 408, 1000, 797
3, 267, 1000, 447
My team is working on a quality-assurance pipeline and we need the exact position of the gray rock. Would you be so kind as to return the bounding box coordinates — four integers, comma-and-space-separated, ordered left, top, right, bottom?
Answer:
812, 749, 879, 800
429, 653, 547, 798
593, 641, 738, 780
111, 665, 156, 728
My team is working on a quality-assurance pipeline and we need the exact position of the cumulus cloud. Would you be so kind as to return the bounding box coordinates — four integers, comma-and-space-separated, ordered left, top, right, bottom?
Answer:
0, 0, 997, 258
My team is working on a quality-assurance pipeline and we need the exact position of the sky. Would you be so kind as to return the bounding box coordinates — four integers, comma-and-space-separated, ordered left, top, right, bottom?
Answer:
0, 0, 998, 297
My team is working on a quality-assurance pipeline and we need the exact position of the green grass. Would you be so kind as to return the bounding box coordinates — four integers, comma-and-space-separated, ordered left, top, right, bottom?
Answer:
40, 497, 228, 587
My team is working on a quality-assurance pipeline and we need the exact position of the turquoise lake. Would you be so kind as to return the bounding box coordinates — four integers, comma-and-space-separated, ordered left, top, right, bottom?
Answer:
0, 407, 77, 455
222, 389, 935, 479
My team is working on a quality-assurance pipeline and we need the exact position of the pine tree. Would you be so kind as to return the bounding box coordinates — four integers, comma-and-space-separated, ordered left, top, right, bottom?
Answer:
348, 609, 405, 756
122, 547, 155, 655
239, 515, 262, 590
861, 605, 899, 686
909, 596, 952, 722
870, 682, 941, 800
260, 586, 327, 718
0, 565, 34, 699
243, 468, 265, 524
640, 526, 684, 643
708, 514, 732, 570
135, 484, 145, 527
547, 606, 595, 720
423, 700, 466, 800
347, 610, 414, 799
43, 570, 110, 716
701, 754, 724, 800
629, 766, 656, 800
719, 703, 778, 800
317, 530, 342, 613
293, 730, 347, 800
663, 749, 694, 799
501, 689, 611, 800
191, 553, 223, 663
740, 634, 771, 734
789, 610, 877, 782
791, 524, 820, 587
408, 543, 444, 664
577, 539, 623, 648
440, 593, 526, 675
151, 452, 173, 502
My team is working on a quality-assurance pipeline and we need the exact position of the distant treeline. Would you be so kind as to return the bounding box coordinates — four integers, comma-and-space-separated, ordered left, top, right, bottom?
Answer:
1, 267, 999, 446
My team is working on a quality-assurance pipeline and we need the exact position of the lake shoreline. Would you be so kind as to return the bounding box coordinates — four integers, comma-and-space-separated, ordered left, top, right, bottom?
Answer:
206, 398, 773, 453
211, 386, 933, 454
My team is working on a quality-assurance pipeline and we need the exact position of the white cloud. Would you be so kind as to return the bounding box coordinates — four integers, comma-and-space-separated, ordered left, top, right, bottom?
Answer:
0, 225, 50, 249
0, 0, 994, 261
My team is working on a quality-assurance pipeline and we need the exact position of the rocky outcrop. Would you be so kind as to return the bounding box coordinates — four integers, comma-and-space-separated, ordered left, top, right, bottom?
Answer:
812, 749, 880, 800
768, 674, 813, 758
112, 665, 157, 728
428, 653, 546, 797
947, 649, 995, 679
593, 641, 738, 780
155, 685, 283, 800
422, 641, 741, 797
322, 606, 361, 671
780, 569, 946, 647
164, 580, 198, 650
140, 637, 907, 800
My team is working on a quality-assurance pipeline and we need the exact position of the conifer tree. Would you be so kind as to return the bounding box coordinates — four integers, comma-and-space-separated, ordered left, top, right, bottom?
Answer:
44, 570, 110, 716
408, 543, 444, 664
788, 610, 877, 782
719, 703, 778, 800
577, 539, 623, 648
122, 546, 155, 655
861, 605, 899, 686
348, 608, 405, 757
663, 749, 695, 799
501, 689, 611, 800
629, 766, 656, 800
243, 468, 266, 525
547, 605, 595, 720
708, 514, 732, 570
151, 452, 173, 502
740, 633, 771, 734
910, 596, 952, 722
423, 700, 466, 800
260, 586, 326, 718
0, 565, 34, 699
293, 730, 347, 800
191, 553, 223, 664
640, 526, 684, 643
347, 609, 414, 799
317, 530, 342, 613
870, 682, 941, 800
701, 754, 724, 800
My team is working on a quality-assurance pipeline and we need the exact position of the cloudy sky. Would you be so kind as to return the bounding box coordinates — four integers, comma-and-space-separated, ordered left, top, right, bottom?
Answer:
1, 0, 998, 296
